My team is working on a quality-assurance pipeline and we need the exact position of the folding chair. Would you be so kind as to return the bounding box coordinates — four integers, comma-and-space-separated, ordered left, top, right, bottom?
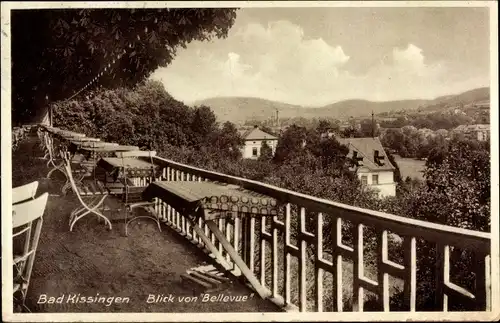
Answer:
62, 151, 112, 231
45, 132, 67, 180
13, 192, 49, 311
114, 150, 161, 236
13, 181, 39, 205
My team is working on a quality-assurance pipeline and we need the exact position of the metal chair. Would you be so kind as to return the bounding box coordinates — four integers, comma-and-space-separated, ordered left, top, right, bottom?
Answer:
113, 150, 161, 236
62, 151, 112, 231
13, 181, 39, 205
13, 192, 49, 310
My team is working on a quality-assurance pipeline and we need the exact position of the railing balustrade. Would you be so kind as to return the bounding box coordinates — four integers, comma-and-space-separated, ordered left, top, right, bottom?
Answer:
142, 155, 491, 313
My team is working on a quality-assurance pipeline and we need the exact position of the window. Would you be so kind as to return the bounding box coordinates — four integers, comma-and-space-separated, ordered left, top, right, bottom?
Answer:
252, 147, 258, 156
372, 174, 379, 185
361, 175, 368, 185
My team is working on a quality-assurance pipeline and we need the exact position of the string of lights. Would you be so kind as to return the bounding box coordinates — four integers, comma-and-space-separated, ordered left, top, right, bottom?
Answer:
64, 25, 154, 102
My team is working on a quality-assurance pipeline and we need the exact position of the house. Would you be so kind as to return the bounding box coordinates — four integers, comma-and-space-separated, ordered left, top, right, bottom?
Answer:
336, 137, 397, 198
452, 124, 490, 141
238, 126, 279, 159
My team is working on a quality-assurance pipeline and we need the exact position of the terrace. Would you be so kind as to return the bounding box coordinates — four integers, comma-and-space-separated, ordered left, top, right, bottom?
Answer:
10, 125, 492, 313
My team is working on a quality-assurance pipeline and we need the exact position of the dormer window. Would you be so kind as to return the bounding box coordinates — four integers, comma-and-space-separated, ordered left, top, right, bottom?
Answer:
352, 151, 363, 167
374, 150, 385, 166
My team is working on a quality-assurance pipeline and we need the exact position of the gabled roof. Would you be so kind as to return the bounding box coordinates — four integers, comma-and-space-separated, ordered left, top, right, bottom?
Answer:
454, 124, 490, 132
239, 128, 278, 141
336, 137, 396, 172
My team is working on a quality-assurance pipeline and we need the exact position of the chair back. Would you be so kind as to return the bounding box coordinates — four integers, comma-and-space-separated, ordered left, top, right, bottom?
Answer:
117, 151, 156, 203
12, 192, 48, 301
61, 151, 90, 206
13, 181, 39, 205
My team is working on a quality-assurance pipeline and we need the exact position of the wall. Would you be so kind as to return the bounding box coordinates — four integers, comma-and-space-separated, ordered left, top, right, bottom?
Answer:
241, 139, 278, 159
357, 170, 396, 197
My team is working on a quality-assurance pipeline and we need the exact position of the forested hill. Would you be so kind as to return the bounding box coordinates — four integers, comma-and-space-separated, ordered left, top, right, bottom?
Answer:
194, 87, 489, 124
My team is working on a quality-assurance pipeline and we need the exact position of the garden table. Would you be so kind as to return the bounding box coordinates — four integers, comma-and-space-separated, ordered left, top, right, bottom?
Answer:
60, 142, 139, 194
72, 143, 139, 159
97, 157, 161, 180
142, 180, 281, 299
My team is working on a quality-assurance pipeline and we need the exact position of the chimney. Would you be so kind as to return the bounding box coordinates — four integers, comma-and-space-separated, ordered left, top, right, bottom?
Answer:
371, 110, 375, 138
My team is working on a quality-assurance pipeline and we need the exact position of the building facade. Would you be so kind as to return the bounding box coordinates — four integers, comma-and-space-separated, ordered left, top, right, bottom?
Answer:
453, 124, 490, 142
336, 137, 397, 198
239, 126, 279, 159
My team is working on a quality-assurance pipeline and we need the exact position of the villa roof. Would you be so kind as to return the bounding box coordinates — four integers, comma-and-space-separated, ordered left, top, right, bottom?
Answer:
454, 124, 490, 132
239, 128, 278, 141
336, 137, 396, 172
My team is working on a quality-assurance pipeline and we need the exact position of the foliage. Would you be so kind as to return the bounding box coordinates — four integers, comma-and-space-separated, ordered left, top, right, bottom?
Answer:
379, 111, 475, 130
381, 126, 449, 159
12, 8, 238, 124
258, 141, 274, 162
359, 118, 381, 137
53, 80, 243, 155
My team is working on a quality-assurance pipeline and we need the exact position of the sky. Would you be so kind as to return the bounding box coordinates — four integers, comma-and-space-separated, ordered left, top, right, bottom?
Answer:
150, 6, 491, 107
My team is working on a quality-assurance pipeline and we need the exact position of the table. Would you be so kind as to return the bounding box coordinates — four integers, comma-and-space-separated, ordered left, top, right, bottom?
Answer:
60, 143, 139, 194
142, 181, 281, 299
97, 157, 161, 179
74, 143, 140, 159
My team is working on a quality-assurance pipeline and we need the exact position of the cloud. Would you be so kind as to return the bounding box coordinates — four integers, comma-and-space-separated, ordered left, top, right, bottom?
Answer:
150, 21, 489, 106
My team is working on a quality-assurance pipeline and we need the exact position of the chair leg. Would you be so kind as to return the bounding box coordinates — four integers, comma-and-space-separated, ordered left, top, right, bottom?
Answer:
47, 162, 67, 180
125, 207, 162, 236
69, 196, 112, 231
62, 172, 86, 195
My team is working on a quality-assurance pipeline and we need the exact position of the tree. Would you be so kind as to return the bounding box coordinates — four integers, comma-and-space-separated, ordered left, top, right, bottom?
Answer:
381, 128, 405, 153
210, 121, 245, 160
316, 119, 334, 136
258, 141, 274, 162
191, 105, 218, 149
385, 151, 402, 183
274, 125, 309, 163
341, 126, 362, 138
12, 8, 239, 124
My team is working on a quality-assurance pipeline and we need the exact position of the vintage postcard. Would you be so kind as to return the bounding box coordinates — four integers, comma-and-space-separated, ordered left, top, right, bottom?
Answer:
2, 1, 499, 322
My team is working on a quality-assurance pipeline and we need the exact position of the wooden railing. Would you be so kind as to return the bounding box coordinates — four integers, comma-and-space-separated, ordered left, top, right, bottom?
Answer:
146, 156, 492, 313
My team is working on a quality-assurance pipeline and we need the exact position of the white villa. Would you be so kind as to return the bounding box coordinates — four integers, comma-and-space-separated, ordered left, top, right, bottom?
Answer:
337, 137, 397, 198
453, 124, 490, 142
238, 126, 279, 159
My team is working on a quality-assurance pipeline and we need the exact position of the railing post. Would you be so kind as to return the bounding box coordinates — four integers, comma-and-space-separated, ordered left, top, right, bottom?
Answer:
314, 212, 324, 312
249, 216, 255, 273
352, 223, 364, 312
298, 207, 308, 312
272, 211, 279, 299
284, 203, 291, 305
475, 253, 491, 311
332, 217, 343, 312
377, 229, 390, 312
435, 243, 446, 311
403, 236, 417, 312
260, 217, 267, 287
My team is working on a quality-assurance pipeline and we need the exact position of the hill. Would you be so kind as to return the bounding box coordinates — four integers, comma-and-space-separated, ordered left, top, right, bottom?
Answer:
193, 87, 489, 124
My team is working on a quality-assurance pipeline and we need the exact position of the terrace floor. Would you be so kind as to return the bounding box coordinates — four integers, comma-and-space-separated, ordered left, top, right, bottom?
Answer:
12, 134, 280, 313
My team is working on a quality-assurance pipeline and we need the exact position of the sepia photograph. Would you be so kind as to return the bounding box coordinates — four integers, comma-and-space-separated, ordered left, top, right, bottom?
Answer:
1, 1, 498, 322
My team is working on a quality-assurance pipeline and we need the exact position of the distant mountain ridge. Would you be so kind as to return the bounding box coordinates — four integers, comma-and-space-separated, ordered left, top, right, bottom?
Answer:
193, 87, 489, 124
